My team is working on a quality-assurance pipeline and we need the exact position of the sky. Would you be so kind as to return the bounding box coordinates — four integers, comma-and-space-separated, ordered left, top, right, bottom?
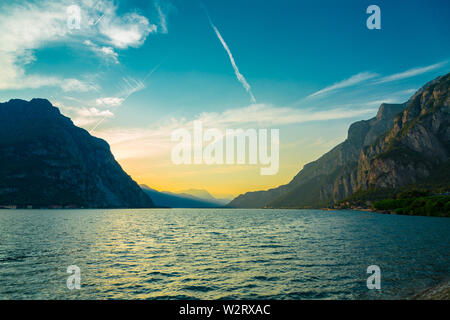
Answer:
0, 0, 449, 198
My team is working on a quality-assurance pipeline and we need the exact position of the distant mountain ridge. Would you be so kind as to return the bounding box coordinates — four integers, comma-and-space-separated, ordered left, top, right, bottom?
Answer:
177, 189, 217, 202
141, 185, 222, 208
228, 73, 450, 208
176, 189, 232, 205
0, 99, 154, 208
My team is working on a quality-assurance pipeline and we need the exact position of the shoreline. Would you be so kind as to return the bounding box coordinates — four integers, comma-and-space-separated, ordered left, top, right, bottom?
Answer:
325, 207, 450, 218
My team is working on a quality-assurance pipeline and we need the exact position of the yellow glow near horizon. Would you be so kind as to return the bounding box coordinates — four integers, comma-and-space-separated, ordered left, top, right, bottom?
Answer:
114, 142, 333, 198
96, 117, 351, 198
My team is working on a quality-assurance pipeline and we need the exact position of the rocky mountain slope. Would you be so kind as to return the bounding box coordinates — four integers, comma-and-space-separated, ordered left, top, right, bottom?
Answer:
357, 74, 449, 191
228, 73, 450, 208
0, 99, 154, 208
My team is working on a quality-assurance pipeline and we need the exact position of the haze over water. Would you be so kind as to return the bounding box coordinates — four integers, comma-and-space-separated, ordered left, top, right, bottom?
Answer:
0, 209, 449, 299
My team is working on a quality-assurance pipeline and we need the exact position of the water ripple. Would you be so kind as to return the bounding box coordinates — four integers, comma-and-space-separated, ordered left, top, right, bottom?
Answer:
0, 208, 449, 299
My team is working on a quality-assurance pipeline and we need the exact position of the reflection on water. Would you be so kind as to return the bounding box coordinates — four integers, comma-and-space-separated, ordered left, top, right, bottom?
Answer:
0, 209, 449, 299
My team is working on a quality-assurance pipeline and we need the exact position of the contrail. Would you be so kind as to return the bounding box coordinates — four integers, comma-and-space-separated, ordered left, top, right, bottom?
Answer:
203, 7, 256, 104
90, 58, 167, 133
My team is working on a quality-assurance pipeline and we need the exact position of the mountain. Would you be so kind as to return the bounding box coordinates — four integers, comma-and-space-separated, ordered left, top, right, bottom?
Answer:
228, 73, 450, 209
357, 74, 449, 191
176, 189, 232, 205
228, 102, 407, 208
177, 189, 217, 202
141, 185, 222, 208
0, 98, 154, 208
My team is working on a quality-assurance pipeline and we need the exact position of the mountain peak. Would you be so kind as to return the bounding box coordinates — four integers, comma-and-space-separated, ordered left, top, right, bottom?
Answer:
2, 98, 62, 120
7, 98, 52, 107
376, 103, 405, 120
228, 73, 450, 209
0, 99, 154, 208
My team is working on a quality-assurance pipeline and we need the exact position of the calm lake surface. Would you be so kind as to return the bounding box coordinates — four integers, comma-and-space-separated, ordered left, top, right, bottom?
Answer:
0, 209, 449, 300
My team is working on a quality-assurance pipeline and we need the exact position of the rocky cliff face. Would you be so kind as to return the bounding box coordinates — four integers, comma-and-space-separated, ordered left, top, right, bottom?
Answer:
228, 73, 450, 208
357, 74, 450, 190
0, 99, 154, 208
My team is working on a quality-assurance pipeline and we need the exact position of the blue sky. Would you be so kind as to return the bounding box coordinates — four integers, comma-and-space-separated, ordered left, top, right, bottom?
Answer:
0, 0, 449, 195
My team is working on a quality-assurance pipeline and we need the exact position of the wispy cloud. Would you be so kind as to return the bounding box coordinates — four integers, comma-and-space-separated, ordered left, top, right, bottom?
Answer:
118, 77, 146, 98
376, 61, 448, 83
98, 10, 157, 49
75, 107, 114, 126
0, 0, 159, 92
0, 0, 86, 91
61, 78, 99, 92
96, 97, 124, 107
303, 61, 448, 101
86, 77, 145, 130
90, 64, 164, 133
156, 4, 168, 34
89, 78, 144, 132
55, 101, 114, 127
308, 72, 378, 98
195, 104, 375, 127
205, 10, 256, 104
84, 40, 119, 64
93, 103, 375, 160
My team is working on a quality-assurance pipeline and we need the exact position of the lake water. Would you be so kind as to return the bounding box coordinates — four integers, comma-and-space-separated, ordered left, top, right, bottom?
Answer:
0, 209, 449, 300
